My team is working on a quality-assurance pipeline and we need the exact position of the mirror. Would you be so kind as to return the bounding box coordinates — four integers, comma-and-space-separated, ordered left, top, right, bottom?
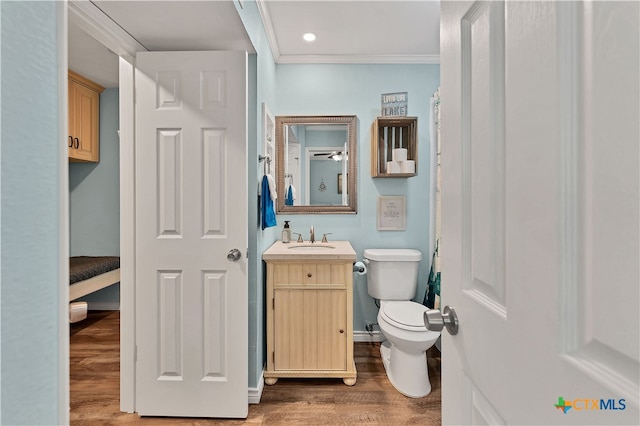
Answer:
276, 115, 357, 214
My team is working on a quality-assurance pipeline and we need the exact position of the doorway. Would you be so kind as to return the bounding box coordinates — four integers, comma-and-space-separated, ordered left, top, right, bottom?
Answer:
67, 1, 140, 412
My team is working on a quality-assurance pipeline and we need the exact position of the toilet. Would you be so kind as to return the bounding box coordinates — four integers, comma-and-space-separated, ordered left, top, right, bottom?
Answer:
364, 248, 440, 398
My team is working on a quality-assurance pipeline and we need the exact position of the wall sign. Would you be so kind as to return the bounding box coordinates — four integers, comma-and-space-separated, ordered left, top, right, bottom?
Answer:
381, 92, 408, 116
377, 196, 406, 231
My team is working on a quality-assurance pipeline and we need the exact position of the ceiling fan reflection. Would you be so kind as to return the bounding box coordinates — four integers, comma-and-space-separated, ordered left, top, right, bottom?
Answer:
313, 151, 346, 161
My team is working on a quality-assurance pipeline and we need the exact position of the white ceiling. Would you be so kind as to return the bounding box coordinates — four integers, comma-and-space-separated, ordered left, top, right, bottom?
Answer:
68, 0, 440, 88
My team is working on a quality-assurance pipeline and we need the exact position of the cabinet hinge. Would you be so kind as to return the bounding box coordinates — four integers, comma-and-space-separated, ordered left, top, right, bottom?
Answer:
272, 298, 275, 309
272, 352, 275, 363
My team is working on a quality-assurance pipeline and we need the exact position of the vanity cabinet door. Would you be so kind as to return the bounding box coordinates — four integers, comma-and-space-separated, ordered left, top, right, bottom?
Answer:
273, 289, 347, 371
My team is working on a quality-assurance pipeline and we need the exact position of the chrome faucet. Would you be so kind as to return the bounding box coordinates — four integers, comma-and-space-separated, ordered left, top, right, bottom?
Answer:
309, 226, 315, 243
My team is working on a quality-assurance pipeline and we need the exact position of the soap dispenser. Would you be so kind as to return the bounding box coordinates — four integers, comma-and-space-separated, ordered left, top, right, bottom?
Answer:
282, 221, 291, 243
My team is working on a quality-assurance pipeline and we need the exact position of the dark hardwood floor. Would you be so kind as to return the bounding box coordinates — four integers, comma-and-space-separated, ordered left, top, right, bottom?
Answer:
70, 311, 441, 425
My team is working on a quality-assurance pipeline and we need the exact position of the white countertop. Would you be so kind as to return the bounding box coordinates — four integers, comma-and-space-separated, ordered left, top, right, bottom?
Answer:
262, 240, 356, 261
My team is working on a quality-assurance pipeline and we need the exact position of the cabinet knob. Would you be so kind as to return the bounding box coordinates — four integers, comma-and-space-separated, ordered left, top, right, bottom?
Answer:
339, 329, 344, 334
307, 273, 312, 278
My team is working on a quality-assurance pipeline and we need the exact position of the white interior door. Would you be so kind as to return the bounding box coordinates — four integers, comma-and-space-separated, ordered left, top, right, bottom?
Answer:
135, 51, 248, 418
440, 1, 638, 424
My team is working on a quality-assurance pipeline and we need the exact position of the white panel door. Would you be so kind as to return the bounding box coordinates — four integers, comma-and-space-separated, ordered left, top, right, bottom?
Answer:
440, 1, 638, 424
135, 51, 248, 418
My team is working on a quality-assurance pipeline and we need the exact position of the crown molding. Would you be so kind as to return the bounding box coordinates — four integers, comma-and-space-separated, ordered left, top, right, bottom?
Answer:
68, 0, 147, 61
256, 0, 281, 63
277, 54, 440, 65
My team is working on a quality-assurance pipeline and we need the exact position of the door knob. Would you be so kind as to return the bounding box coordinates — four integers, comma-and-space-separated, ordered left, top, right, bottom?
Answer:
424, 305, 459, 335
227, 249, 242, 262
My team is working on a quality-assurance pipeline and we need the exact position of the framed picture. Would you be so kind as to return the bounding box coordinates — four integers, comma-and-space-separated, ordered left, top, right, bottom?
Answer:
377, 196, 406, 231
337, 173, 348, 194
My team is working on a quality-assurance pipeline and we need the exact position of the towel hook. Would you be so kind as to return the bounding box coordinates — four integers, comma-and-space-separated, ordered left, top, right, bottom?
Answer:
258, 155, 272, 174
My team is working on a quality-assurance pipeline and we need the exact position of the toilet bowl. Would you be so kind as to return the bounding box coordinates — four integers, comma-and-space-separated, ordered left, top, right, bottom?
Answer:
363, 248, 440, 398
377, 300, 440, 398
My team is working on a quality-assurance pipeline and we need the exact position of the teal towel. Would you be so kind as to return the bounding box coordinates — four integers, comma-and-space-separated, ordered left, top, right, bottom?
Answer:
423, 242, 440, 309
261, 175, 277, 230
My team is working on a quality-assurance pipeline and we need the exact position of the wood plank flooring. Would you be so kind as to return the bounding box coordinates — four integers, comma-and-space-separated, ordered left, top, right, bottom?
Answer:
70, 311, 441, 425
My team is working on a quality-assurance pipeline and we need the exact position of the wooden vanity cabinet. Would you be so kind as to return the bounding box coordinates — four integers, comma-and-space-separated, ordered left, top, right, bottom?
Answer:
68, 70, 104, 162
263, 243, 357, 386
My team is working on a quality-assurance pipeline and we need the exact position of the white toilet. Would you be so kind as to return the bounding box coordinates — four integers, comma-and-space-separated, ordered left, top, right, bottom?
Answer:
364, 248, 440, 398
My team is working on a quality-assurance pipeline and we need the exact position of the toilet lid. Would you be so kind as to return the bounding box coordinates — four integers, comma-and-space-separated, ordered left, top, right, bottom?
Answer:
381, 301, 428, 331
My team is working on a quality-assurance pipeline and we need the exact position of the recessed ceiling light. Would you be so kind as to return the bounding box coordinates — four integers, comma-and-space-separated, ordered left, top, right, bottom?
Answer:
303, 33, 317, 42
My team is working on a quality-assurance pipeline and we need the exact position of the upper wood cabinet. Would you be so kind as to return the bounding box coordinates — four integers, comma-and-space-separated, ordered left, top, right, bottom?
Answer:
68, 71, 104, 162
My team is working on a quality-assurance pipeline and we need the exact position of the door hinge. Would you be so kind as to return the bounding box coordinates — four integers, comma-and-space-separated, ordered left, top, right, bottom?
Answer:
135, 345, 138, 362
246, 247, 249, 259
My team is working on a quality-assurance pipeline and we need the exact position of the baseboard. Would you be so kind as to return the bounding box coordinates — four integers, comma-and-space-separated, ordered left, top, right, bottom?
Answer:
87, 302, 120, 311
353, 330, 385, 342
248, 372, 264, 404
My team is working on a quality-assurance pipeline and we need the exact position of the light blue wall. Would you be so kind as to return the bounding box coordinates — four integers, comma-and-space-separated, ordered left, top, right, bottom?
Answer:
234, 0, 278, 389
274, 64, 440, 333
69, 88, 120, 305
1, 1, 64, 424
309, 160, 343, 205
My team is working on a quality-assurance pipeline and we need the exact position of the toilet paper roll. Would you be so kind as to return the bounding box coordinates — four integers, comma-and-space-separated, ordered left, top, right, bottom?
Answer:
386, 161, 401, 174
400, 160, 415, 174
353, 261, 367, 275
392, 148, 408, 162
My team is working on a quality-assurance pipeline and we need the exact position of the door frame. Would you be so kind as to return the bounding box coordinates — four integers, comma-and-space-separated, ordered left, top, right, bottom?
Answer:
66, 0, 147, 413
57, 2, 69, 424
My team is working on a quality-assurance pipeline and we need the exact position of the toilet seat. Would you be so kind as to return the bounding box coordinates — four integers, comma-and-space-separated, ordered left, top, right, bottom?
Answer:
380, 301, 428, 332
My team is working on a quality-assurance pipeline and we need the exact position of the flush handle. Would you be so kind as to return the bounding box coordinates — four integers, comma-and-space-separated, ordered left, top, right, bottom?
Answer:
424, 305, 459, 335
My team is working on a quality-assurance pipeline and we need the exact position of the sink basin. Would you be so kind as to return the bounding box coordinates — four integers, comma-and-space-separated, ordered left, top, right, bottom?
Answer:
287, 244, 335, 249
263, 240, 355, 261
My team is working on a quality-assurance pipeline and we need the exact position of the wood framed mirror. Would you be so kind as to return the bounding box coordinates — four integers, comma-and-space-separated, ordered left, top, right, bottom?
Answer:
275, 115, 357, 214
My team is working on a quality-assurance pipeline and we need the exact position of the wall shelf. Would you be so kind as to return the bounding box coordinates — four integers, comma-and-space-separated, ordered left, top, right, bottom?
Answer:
370, 116, 417, 177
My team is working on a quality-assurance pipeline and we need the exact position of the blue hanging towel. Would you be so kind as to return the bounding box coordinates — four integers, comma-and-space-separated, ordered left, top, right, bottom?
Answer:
261, 175, 277, 230
285, 185, 294, 206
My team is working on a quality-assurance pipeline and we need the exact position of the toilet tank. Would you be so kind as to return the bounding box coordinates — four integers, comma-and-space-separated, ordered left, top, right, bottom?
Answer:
364, 249, 422, 300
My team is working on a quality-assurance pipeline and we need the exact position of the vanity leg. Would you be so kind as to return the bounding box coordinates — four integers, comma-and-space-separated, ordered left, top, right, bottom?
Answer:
343, 377, 357, 386
265, 377, 278, 385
